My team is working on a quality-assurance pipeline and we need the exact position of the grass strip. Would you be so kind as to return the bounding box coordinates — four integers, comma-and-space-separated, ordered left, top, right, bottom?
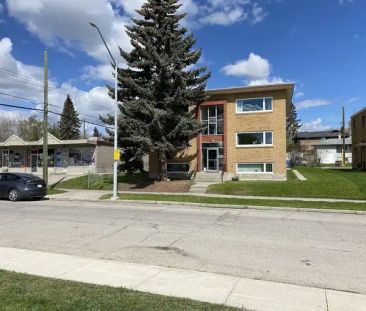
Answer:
0, 270, 238, 311
99, 193, 366, 211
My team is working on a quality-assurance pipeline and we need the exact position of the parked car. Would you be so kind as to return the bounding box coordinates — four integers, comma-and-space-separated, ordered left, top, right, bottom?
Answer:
0, 173, 47, 201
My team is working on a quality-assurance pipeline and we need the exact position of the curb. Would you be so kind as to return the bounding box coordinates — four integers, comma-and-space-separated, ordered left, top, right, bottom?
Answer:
115, 199, 366, 215
47, 196, 366, 215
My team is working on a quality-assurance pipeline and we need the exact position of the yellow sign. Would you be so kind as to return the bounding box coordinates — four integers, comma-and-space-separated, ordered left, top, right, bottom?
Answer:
114, 149, 120, 161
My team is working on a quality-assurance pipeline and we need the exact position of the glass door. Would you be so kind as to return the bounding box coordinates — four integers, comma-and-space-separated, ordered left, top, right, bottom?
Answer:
207, 148, 218, 171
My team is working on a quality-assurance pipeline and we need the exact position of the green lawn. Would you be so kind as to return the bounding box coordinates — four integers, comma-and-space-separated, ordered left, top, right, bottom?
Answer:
55, 172, 149, 190
100, 193, 366, 211
208, 168, 366, 200
47, 188, 66, 195
0, 270, 238, 311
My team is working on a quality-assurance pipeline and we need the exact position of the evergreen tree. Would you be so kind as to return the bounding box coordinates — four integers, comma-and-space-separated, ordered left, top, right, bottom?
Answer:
103, 0, 210, 180
93, 127, 101, 137
286, 102, 301, 151
60, 95, 81, 140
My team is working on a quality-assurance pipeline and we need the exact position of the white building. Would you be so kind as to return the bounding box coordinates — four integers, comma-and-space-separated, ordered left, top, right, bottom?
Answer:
314, 137, 352, 164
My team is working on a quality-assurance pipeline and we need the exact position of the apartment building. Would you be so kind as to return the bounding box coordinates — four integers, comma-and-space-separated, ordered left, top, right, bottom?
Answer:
351, 107, 366, 171
150, 83, 294, 180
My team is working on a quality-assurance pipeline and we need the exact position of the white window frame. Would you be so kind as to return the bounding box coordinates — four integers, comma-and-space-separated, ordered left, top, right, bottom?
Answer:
236, 97, 273, 114
236, 131, 273, 148
236, 163, 274, 174
167, 163, 190, 173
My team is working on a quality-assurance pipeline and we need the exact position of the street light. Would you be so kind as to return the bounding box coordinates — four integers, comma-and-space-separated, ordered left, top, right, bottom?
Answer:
89, 21, 119, 200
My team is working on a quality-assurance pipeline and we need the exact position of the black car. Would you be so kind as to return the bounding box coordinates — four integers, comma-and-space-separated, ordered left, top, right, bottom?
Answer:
0, 173, 47, 201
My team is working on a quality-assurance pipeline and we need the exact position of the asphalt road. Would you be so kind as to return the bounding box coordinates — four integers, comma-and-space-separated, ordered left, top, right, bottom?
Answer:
0, 199, 365, 294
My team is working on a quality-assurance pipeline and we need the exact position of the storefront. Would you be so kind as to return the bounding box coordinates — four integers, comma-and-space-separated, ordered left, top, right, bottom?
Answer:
0, 133, 113, 175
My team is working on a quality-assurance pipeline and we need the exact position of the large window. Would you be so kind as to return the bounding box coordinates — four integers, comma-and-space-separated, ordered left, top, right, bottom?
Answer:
237, 163, 273, 173
201, 105, 224, 135
237, 131, 273, 147
167, 163, 190, 173
236, 97, 272, 113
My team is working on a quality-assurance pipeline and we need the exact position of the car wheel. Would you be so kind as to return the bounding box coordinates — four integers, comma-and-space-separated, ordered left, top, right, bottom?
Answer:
8, 189, 20, 202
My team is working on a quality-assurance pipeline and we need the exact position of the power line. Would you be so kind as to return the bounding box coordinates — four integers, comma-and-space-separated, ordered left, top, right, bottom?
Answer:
0, 67, 113, 108
0, 102, 114, 130
0, 91, 103, 121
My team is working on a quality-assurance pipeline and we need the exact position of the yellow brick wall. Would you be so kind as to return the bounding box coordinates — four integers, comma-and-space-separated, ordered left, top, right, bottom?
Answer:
208, 90, 287, 177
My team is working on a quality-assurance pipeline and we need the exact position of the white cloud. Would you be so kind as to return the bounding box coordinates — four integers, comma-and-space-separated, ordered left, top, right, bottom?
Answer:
251, 3, 268, 24
199, 0, 266, 26
339, 0, 354, 5
6, 0, 132, 63
248, 76, 285, 86
295, 99, 331, 110
200, 8, 247, 26
221, 52, 287, 86
221, 53, 270, 80
346, 97, 359, 104
294, 92, 305, 98
112, 0, 146, 16
301, 118, 332, 132
0, 37, 114, 126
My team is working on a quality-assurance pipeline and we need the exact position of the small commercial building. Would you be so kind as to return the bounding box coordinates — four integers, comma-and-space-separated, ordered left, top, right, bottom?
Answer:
351, 107, 366, 170
150, 83, 294, 181
0, 133, 114, 175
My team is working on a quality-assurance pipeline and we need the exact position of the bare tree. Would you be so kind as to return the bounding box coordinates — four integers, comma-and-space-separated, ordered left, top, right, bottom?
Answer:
0, 115, 18, 142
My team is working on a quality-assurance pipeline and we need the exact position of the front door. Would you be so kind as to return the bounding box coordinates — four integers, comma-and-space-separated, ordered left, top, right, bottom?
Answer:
207, 148, 218, 171
31, 154, 37, 173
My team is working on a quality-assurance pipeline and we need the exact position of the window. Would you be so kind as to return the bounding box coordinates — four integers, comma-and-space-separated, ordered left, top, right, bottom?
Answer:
237, 163, 273, 173
167, 163, 190, 172
236, 132, 273, 147
236, 98, 273, 113
201, 105, 224, 135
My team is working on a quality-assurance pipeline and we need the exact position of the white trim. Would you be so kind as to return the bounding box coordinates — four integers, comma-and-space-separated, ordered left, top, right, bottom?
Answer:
236, 131, 274, 147
236, 163, 274, 174
236, 97, 273, 114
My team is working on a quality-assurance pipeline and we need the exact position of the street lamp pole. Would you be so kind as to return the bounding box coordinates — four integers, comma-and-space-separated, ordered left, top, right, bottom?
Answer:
89, 21, 119, 200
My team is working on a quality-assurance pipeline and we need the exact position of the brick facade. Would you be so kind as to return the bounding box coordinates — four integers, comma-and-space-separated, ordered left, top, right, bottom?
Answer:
351, 107, 366, 171
149, 84, 294, 180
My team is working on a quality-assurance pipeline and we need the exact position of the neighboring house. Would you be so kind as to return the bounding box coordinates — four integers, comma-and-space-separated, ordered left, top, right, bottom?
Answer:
351, 107, 366, 171
0, 133, 114, 174
314, 137, 352, 164
150, 83, 294, 181
295, 130, 350, 163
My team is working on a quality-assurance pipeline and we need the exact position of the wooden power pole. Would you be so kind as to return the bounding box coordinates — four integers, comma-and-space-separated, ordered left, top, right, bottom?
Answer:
342, 106, 346, 167
43, 49, 49, 184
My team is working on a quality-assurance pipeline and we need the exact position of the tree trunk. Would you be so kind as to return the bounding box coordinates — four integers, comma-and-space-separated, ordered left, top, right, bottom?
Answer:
159, 151, 168, 181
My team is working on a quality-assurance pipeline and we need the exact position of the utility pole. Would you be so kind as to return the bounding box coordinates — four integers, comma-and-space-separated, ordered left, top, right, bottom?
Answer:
342, 106, 346, 167
83, 120, 86, 139
43, 49, 49, 184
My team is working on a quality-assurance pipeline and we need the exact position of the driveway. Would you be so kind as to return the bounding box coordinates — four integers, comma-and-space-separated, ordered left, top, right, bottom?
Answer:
0, 199, 365, 294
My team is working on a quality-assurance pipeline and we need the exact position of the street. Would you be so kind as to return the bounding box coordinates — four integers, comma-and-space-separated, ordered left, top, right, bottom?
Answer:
0, 199, 365, 294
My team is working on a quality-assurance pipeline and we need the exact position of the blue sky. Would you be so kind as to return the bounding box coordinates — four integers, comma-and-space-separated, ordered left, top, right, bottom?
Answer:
0, 0, 365, 132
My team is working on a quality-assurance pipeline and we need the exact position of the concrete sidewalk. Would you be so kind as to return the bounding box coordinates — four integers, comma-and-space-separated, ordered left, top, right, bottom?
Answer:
1, 247, 365, 311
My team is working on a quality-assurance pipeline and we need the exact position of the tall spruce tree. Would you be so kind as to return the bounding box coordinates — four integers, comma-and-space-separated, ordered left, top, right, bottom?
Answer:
286, 102, 301, 151
60, 95, 81, 140
103, 0, 210, 180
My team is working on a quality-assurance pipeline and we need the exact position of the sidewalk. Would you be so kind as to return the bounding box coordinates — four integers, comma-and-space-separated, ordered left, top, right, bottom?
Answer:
0, 246, 365, 311
49, 189, 366, 204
